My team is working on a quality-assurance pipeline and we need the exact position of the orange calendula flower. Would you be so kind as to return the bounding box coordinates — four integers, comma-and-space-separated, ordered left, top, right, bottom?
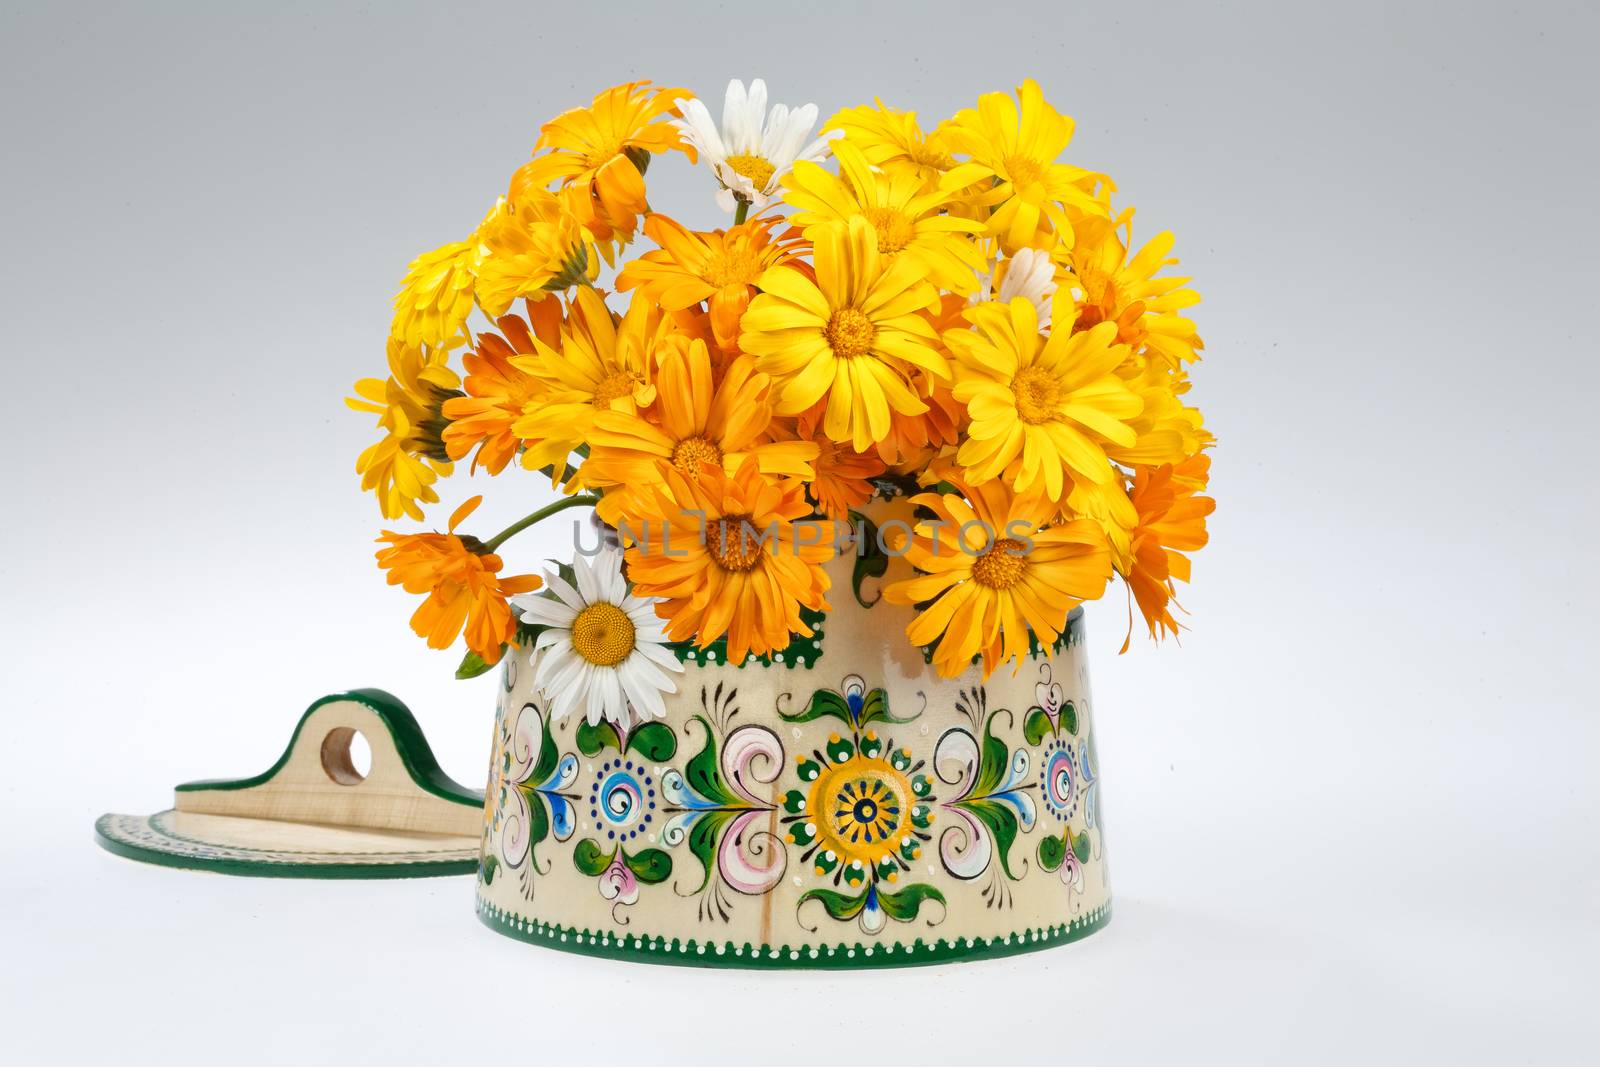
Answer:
1118, 454, 1214, 651
794, 405, 884, 519
1065, 210, 1204, 368
511, 81, 693, 243
441, 301, 562, 475
376, 496, 542, 665
616, 213, 804, 352
623, 458, 835, 663
883, 480, 1112, 678
740, 215, 947, 452
347, 339, 464, 520
584, 340, 816, 519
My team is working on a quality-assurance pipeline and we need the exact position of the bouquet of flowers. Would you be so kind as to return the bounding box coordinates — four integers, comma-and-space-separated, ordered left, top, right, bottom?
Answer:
348, 77, 1214, 721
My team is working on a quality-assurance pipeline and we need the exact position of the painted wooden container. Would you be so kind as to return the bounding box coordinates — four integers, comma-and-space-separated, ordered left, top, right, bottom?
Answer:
474, 550, 1111, 968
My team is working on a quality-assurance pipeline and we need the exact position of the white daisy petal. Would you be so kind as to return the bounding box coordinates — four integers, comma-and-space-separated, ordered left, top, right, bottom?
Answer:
542, 573, 586, 612
633, 640, 684, 674
516, 594, 578, 627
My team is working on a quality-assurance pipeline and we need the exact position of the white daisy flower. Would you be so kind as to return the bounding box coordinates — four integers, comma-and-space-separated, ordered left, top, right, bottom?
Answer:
971, 247, 1059, 330
512, 547, 683, 728
672, 78, 841, 214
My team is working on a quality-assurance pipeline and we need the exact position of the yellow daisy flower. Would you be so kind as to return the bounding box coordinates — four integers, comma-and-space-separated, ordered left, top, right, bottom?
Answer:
346, 339, 463, 520
1065, 210, 1205, 368
784, 139, 986, 294
471, 190, 598, 319
883, 480, 1112, 678
740, 215, 946, 453
823, 99, 959, 182
391, 240, 476, 350
615, 213, 804, 353
623, 457, 835, 664
510, 288, 660, 474
511, 81, 693, 243
582, 341, 817, 518
939, 79, 1110, 252
947, 295, 1142, 501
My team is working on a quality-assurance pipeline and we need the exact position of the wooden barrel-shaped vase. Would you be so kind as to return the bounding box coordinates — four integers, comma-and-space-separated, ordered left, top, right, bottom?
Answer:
474, 549, 1111, 969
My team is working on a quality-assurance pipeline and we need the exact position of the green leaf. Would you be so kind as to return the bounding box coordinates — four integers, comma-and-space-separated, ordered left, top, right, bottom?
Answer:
479, 854, 499, 885
455, 648, 499, 680
627, 721, 677, 762
877, 882, 946, 922
576, 717, 622, 756
1037, 832, 1066, 872
682, 810, 731, 893
1072, 830, 1092, 865
973, 716, 1012, 796
859, 686, 915, 725
512, 620, 549, 650
849, 513, 889, 608
962, 797, 1023, 878
1061, 701, 1079, 736
1023, 708, 1055, 746
572, 839, 614, 877
529, 711, 559, 785
780, 687, 853, 725
624, 846, 673, 885
683, 718, 735, 807
799, 887, 867, 921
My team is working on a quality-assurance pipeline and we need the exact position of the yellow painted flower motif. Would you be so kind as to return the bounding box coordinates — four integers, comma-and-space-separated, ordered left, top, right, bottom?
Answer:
1117, 454, 1214, 651
939, 79, 1110, 252
740, 215, 946, 452
623, 457, 835, 664
823, 99, 959, 182
510, 81, 693, 243
441, 302, 562, 475
510, 287, 660, 475
375, 496, 542, 665
616, 213, 804, 353
347, 339, 464, 520
1064, 211, 1205, 368
582, 340, 817, 519
947, 295, 1142, 501
471, 190, 598, 319
784, 140, 986, 294
883, 480, 1112, 678
391, 240, 476, 350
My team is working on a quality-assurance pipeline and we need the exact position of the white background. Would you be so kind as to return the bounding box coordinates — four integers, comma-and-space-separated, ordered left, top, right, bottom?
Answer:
3, 1, 1596, 1063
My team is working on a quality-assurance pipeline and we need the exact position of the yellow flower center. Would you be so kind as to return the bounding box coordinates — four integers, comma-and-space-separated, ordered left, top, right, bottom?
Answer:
807, 755, 913, 865
724, 154, 776, 191
1003, 154, 1046, 189
708, 515, 765, 572
670, 434, 724, 476
1011, 365, 1062, 424
570, 602, 636, 667
824, 308, 876, 359
703, 247, 763, 288
864, 207, 915, 253
593, 369, 640, 407
972, 538, 1029, 590
909, 142, 956, 171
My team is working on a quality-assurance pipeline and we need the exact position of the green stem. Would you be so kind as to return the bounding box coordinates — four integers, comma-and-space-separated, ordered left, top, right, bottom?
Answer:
733, 198, 750, 225
481, 494, 600, 553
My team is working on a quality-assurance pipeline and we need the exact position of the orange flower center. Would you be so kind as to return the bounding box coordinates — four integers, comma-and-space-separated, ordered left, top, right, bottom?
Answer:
864, 207, 915, 253
708, 515, 765, 572
703, 246, 763, 288
570, 602, 635, 666
1002, 154, 1046, 190
1011, 365, 1062, 424
972, 538, 1029, 589
593, 369, 641, 407
824, 308, 876, 359
670, 434, 724, 476
724, 153, 776, 191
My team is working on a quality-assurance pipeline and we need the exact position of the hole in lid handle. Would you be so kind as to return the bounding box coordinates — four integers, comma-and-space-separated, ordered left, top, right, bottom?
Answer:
320, 727, 371, 786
